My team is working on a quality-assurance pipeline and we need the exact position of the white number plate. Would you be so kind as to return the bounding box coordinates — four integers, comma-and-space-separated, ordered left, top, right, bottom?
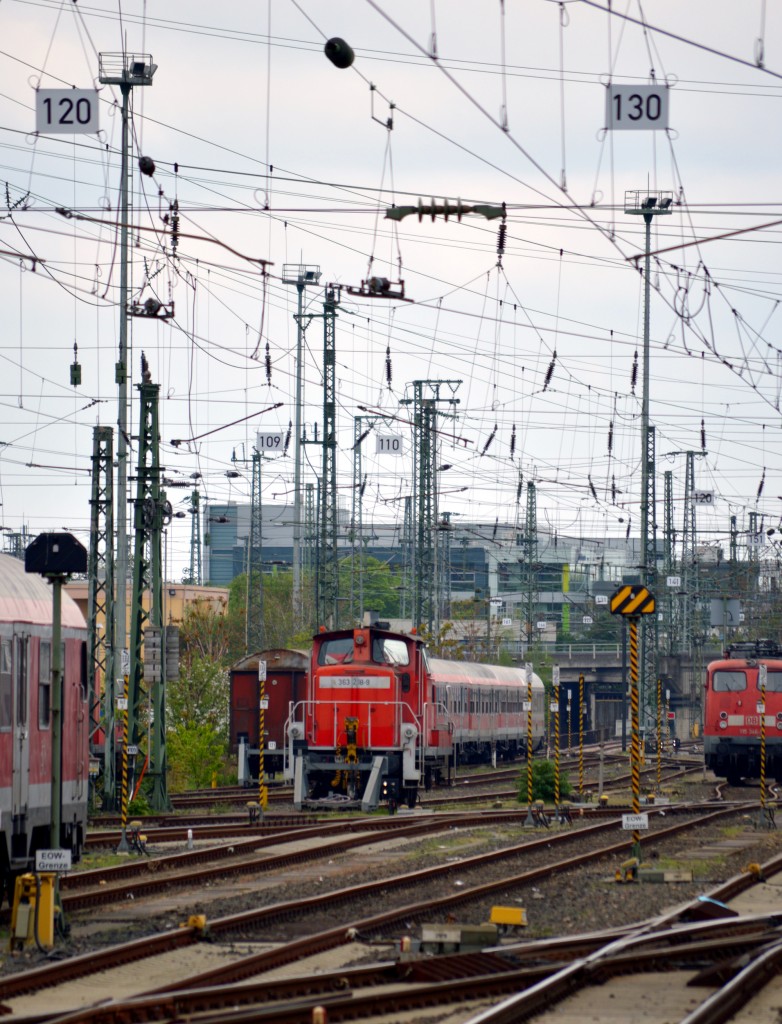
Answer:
607, 85, 668, 131
36, 89, 99, 134
257, 431, 284, 451
376, 434, 402, 454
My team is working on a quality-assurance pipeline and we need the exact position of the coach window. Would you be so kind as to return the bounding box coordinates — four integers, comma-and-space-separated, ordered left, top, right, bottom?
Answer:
712, 670, 746, 692
318, 637, 354, 665
39, 641, 51, 729
15, 637, 27, 727
80, 641, 88, 701
0, 640, 10, 730
764, 672, 782, 692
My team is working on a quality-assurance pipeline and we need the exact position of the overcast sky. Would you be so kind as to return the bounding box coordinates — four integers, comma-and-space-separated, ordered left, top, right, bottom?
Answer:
1, 0, 781, 580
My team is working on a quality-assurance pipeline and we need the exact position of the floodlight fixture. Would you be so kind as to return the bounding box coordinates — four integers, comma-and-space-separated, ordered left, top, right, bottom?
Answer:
624, 190, 674, 217
98, 53, 157, 86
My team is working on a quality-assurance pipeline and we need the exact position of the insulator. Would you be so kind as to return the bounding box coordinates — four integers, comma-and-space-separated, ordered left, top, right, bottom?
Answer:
544, 352, 556, 391
510, 423, 516, 458
385, 345, 392, 388
360, 473, 367, 498
589, 475, 598, 502
492, 517, 498, 540
171, 200, 179, 253
354, 428, 371, 448
700, 418, 706, 451
611, 475, 616, 504
516, 476, 523, 502
607, 421, 613, 454
70, 342, 81, 387
497, 222, 507, 257
481, 424, 497, 456
324, 37, 355, 68
284, 420, 292, 454
626, 519, 631, 540
758, 468, 766, 500
265, 342, 272, 385
631, 351, 638, 394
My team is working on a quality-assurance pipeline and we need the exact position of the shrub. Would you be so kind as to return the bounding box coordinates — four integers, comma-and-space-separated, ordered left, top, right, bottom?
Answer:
517, 759, 572, 802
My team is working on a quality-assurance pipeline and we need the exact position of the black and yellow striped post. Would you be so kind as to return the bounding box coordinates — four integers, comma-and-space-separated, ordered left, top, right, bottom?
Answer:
759, 662, 767, 826
552, 665, 561, 818
524, 663, 535, 825
656, 675, 662, 793
578, 673, 585, 798
116, 679, 130, 853
611, 584, 655, 861
258, 659, 268, 812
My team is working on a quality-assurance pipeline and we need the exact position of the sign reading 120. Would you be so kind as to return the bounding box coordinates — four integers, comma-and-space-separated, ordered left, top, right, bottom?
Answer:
607, 85, 668, 131
36, 89, 100, 134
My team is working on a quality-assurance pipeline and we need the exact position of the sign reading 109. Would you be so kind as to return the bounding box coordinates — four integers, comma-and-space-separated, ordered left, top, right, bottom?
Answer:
376, 435, 402, 455
257, 431, 284, 451
36, 89, 99, 134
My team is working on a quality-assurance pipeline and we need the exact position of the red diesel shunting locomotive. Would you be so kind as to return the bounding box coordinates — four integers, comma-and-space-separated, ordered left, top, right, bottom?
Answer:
0, 553, 88, 901
703, 639, 782, 785
285, 620, 545, 810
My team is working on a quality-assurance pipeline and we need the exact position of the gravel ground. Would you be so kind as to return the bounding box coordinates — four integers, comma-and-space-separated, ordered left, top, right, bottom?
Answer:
3, 776, 780, 978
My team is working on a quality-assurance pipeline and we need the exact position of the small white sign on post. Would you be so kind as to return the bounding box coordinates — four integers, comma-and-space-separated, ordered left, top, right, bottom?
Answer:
607, 85, 669, 130
582, 616, 593, 625
376, 434, 403, 454
116, 697, 128, 711
595, 595, 608, 605
258, 660, 267, 682
522, 701, 532, 712
666, 576, 681, 588
126, 744, 139, 755
621, 813, 649, 831
36, 849, 72, 872
268, 740, 277, 751
501, 617, 512, 626
259, 698, 269, 710
36, 89, 99, 134
549, 701, 559, 713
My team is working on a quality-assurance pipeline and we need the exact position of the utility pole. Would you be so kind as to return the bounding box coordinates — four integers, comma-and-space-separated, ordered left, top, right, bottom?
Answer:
98, 52, 157, 788
245, 447, 264, 653
524, 481, 538, 645
87, 426, 115, 807
625, 190, 672, 737
187, 488, 202, 585
128, 354, 170, 811
282, 264, 321, 627
663, 469, 676, 656
399, 380, 461, 632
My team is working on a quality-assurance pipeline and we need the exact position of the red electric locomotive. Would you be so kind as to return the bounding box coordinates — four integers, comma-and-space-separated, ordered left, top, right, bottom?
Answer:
230, 648, 308, 785
0, 553, 89, 901
703, 639, 782, 785
285, 621, 545, 810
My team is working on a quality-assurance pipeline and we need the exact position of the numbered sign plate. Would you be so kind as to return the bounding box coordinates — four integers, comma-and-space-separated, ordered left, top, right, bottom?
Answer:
607, 85, 668, 130
36, 89, 99, 134
257, 431, 284, 452
376, 434, 402, 454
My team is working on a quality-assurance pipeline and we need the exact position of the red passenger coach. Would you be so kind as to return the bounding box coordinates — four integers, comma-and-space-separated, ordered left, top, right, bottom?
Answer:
285, 623, 545, 810
230, 649, 308, 784
0, 553, 88, 901
704, 640, 782, 785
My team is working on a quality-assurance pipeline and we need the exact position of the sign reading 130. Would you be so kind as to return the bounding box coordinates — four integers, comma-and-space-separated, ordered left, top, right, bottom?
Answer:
36, 89, 100, 134
607, 85, 669, 131
376, 435, 402, 454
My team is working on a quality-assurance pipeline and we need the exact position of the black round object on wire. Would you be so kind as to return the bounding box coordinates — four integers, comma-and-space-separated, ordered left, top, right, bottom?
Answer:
325, 37, 354, 69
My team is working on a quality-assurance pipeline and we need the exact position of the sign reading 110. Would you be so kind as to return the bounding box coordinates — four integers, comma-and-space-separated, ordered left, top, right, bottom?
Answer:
376, 435, 402, 454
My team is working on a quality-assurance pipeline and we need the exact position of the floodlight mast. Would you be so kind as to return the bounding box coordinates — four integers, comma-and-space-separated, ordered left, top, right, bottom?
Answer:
283, 264, 321, 625
624, 189, 673, 734
98, 53, 156, 803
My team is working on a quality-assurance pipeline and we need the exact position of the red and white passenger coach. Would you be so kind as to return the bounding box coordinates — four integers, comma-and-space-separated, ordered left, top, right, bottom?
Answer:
285, 621, 545, 810
0, 553, 88, 901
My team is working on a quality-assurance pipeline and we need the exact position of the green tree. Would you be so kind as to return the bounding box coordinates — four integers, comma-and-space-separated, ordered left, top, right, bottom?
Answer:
168, 722, 228, 790
338, 554, 402, 621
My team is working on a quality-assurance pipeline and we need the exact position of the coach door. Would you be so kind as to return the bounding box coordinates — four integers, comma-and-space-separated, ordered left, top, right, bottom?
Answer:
12, 634, 30, 815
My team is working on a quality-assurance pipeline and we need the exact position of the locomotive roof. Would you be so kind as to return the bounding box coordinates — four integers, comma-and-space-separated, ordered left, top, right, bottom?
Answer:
0, 552, 85, 629
428, 657, 543, 687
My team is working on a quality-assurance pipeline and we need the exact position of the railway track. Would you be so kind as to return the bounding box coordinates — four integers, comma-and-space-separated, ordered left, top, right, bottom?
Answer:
0, 801, 764, 1019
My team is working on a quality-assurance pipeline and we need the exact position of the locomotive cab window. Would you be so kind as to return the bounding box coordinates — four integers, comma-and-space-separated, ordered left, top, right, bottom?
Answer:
712, 670, 747, 692
318, 637, 354, 665
762, 671, 782, 692
372, 637, 409, 666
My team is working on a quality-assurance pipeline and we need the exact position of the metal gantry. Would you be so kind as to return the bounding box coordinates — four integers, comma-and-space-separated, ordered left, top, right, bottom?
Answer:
245, 448, 264, 653
641, 425, 658, 733
320, 288, 339, 628
187, 488, 202, 585
128, 355, 170, 811
523, 481, 538, 644
400, 380, 461, 633
87, 426, 115, 806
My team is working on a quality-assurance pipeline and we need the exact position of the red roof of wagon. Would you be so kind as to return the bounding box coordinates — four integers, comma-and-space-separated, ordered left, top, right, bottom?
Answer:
0, 552, 85, 629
